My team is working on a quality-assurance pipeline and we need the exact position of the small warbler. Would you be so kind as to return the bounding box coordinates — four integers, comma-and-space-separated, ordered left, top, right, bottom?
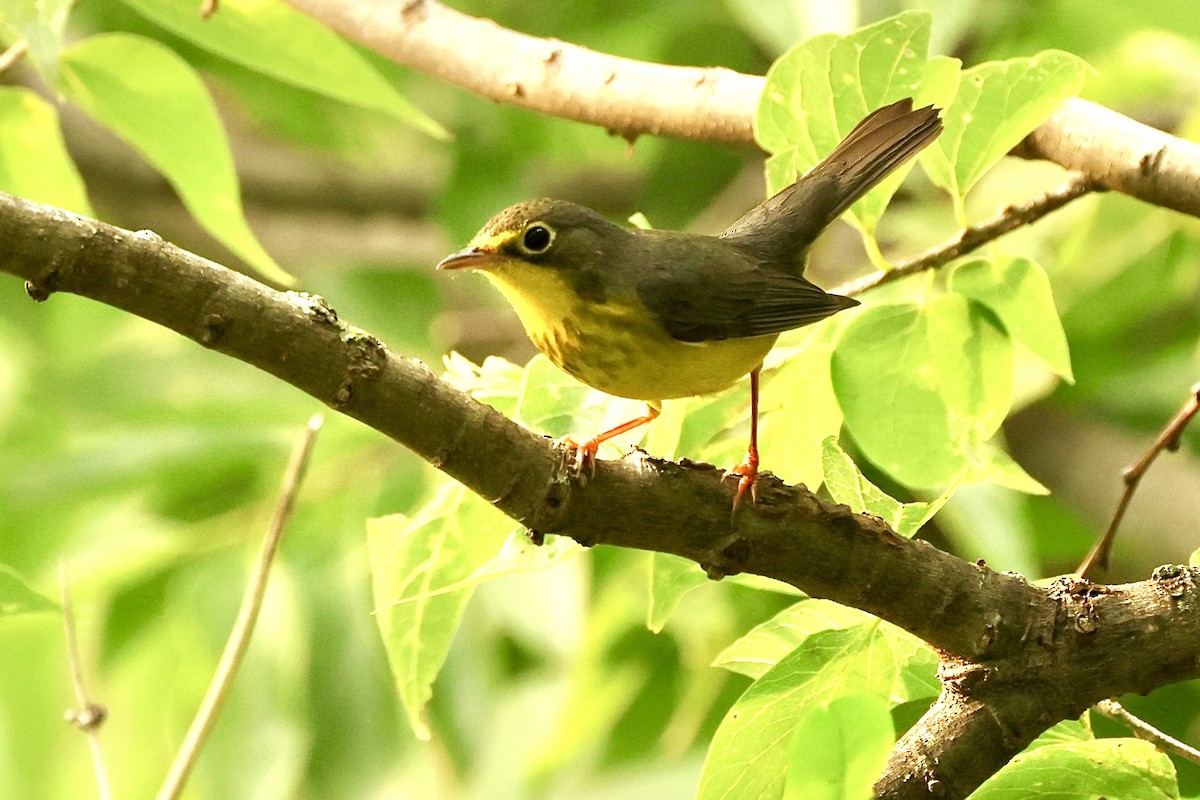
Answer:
438, 98, 942, 509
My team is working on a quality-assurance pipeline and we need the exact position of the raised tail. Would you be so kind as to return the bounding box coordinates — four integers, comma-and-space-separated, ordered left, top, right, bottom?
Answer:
721, 98, 942, 269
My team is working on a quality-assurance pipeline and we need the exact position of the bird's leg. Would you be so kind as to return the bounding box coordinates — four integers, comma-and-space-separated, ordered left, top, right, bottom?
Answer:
727, 368, 761, 511
560, 402, 661, 476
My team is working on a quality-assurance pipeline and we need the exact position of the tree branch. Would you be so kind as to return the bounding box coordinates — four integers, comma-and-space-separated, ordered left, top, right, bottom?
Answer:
282, 0, 1200, 219
1095, 699, 1200, 767
3, 192, 1200, 798
835, 173, 1098, 297
1078, 381, 1200, 577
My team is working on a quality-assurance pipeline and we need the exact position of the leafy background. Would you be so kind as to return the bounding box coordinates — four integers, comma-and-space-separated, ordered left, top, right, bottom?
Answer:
1, 0, 1200, 798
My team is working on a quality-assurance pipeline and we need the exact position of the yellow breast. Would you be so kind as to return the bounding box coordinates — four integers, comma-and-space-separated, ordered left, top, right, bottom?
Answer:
484, 263, 774, 401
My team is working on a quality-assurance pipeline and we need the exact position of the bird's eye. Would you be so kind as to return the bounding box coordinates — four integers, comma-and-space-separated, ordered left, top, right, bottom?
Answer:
521, 223, 554, 254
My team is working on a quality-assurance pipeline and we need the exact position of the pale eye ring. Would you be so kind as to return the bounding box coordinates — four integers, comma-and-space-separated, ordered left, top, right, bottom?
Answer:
520, 223, 554, 254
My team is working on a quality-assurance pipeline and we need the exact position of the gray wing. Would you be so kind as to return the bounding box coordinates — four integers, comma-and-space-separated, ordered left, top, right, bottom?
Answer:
636, 253, 858, 344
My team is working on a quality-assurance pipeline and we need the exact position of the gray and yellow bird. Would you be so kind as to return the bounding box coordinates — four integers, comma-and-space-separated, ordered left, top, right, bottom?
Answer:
439, 98, 942, 508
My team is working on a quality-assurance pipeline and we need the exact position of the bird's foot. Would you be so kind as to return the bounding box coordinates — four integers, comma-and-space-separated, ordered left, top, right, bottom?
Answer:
557, 434, 601, 479
725, 451, 759, 514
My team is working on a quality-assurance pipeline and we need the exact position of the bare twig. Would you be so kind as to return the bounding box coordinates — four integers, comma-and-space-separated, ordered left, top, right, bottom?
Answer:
0, 39, 28, 73
1077, 383, 1200, 578
834, 173, 1098, 297
157, 414, 323, 800
1095, 699, 1200, 766
59, 564, 112, 800
200, 0, 219, 18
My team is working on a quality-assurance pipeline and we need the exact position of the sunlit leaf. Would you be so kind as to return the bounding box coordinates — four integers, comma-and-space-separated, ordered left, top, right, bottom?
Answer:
921, 51, 1090, 219
0, 87, 91, 214
784, 694, 894, 800
57, 33, 291, 284
758, 324, 844, 489
950, 257, 1073, 382
697, 624, 936, 800
970, 442, 1049, 495
0, 0, 71, 80
0, 564, 59, 616
119, 0, 446, 139
647, 552, 708, 633
971, 738, 1179, 799
368, 482, 517, 739
712, 598, 873, 679
724, 0, 856, 56
832, 297, 1014, 489
821, 436, 960, 537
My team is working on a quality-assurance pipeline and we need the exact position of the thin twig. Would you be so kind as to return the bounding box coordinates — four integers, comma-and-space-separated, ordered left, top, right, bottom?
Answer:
1095, 699, 1200, 766
157, 414, 323, 800
0, 39, 28, 73
200, 0, 219, 18
1077, 383, 1200, 578
834, 173, 1098, 297
59, 564, 112, 800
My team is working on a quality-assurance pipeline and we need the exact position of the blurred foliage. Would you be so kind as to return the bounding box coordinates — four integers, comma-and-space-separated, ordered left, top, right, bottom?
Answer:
0, 1, 1198, 798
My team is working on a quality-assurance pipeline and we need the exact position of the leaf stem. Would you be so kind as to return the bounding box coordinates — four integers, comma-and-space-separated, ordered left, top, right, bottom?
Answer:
59, 564, 112, 800
156, 414, 323, 800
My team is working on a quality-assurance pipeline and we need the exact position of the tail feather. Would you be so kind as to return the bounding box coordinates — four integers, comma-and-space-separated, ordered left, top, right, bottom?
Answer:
722, 98, 942, 269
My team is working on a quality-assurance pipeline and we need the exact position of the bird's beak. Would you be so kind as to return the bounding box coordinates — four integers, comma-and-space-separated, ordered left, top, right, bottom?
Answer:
436, 246, 502, 271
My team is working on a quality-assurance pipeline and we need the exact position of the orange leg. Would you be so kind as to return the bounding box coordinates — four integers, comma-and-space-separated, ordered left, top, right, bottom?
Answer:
727, 368, 760, 512
561, 402, 661, 475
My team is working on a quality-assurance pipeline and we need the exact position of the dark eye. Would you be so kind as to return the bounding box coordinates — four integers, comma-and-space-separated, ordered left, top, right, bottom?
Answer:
522, 224, 553, 254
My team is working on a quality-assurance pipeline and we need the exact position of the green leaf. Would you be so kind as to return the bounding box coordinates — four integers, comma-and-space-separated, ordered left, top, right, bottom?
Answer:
0, 564, 59, 616
119, 0, 446, 140
441, 352, 526, 417
832, 296, 1014, 489
57, 33, 292, 285
0, 87, 91, 214
515, 354, 645, 442
0, 0, 72, 80
784, 694, 894, 800
646, 552, 709, 633
970, 442, 1050, 495
1031, 715, 1093, 749
724, 0, 856, 57
712, 598, 872, 679
950, 257, 1073, 382
758, 324, 844, 489
971, 738, 1179, 799
697, 624, 936, 800
921, 50, 1090, 219
821, 436, 960, 537
368, 482, 517, 739
756, 12, 935, 239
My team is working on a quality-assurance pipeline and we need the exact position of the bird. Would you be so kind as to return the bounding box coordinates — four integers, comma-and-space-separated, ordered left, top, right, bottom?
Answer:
437, 98, 943, 510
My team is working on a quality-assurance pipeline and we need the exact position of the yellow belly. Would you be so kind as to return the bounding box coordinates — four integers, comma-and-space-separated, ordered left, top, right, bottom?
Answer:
485, 267, 774, 401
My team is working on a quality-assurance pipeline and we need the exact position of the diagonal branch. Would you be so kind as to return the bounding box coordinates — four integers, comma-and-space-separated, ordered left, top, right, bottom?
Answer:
282, 0, 1200, 219
4, 192, 1200, 800
835, 173, 1098, 297
1077, 382, 1200, 577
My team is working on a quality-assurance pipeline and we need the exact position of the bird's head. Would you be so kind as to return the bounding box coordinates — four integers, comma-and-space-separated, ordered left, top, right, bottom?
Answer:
437, 199, 623, 314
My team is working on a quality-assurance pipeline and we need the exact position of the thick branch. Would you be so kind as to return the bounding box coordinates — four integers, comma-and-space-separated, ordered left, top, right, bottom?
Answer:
283, 0, 759, 143
283, 0, 1200, 219
4, 193, 1200, 799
